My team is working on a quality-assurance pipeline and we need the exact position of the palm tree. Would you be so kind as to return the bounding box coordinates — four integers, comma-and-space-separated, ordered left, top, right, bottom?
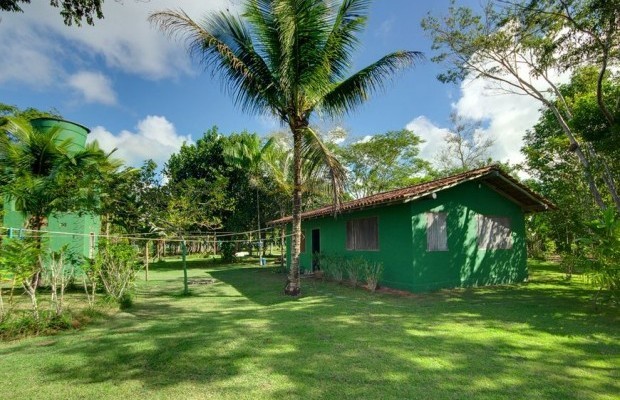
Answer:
0, 116, 120, 287
150, 0, 420, 295
223, 133, 274, 257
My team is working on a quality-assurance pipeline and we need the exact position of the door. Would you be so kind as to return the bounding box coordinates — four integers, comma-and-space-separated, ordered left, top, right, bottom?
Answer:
311, 229, 321, 271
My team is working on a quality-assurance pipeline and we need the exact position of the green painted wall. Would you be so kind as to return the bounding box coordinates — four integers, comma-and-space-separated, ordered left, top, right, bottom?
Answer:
2, 118, 100, 259
286, 180, 527, 293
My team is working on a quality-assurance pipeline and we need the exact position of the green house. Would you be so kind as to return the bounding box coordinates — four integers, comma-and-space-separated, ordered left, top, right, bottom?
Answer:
270, 166, 554, 293
2, 118, 100, 259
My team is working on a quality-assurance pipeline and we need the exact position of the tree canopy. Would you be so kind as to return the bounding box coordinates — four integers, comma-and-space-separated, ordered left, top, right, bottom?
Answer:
0, 0, 104, 26
150, 0, 419, 295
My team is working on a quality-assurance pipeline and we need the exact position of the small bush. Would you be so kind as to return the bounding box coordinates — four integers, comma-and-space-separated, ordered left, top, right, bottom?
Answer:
364, 262, 384, 292
219, 242, 237, 264
346, 258, 365, 288
318, 253, 345, 283
119, 292, 134, 310
96, 240, 140, 308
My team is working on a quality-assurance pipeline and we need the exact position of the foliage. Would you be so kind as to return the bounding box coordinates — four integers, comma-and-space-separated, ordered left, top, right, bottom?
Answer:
0, 102, 62, 120
151, 0, 419, 296
0, 116, 121, 229
0, 238, 42, 319
522, 68, 620, 257
422, 1, 619, 212
219, 242, 236, 264
364, 261, 384, 292
318, 253, 345, 284
98, 160, 167, 235
96, 241, 140, 307
80, 257, 100, 307
165, 128, 280, 236
45, 245, 79, 316
1, 0, 104, 26
345, 257, 365, 288
436, 112, 495, 173
573, 209, 620, 306
338, 129, 431, 198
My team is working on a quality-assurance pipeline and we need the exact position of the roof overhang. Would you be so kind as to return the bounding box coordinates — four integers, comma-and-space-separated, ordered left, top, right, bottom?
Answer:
268, 166, 555, 225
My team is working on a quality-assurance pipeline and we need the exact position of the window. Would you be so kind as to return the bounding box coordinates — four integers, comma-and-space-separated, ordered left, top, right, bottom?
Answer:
477, 215, 513, 249
346, 217, 379, 250
427, 212, 447, 251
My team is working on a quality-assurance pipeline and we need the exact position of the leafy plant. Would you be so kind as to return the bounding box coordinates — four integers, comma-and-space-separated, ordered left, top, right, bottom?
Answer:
346, 258, 365, 288
575, 209, 620, 307
0, 238, 42, 319
219, 242, 237, 264
364, 261, 384, 293
45, 245, 79, 316
96, 241, 140, 307
80, 257, 100, 308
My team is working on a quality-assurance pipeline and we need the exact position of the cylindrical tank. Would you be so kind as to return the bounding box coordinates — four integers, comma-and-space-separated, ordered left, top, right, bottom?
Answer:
30, 117, 90, 155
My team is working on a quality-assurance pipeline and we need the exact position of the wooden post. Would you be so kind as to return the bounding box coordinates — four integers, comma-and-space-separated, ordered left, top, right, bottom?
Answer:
145, 240, 149, 281
182, 239, 189, 295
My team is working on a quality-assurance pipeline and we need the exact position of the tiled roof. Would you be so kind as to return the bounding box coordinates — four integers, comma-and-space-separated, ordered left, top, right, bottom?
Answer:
268, 165, 554, 225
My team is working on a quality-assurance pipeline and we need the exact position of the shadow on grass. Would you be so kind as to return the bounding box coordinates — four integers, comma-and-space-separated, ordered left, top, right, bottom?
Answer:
2, 261, 617, 399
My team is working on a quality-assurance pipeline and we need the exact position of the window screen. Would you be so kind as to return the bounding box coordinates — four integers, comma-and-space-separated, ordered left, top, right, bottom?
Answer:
346, 217, 379, 250
477, 215, 513, 249
427, 212, 448, 251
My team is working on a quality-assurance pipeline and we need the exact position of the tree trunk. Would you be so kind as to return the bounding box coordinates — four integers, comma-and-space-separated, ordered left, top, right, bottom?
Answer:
284, 122, 304, 296
548, 105, 608, 210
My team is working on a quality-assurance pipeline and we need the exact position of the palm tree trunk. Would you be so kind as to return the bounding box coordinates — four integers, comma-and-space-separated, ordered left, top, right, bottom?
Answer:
284, 123, 304, 296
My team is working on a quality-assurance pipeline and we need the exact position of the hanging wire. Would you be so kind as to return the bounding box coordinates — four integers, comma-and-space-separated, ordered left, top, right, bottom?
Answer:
0, 225, 292, 244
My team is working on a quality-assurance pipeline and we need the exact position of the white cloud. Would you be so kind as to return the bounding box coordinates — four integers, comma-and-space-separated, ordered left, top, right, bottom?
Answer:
407, 64, 571, 168
88, 115, 192, 167
0, 26, 64, 86
68, 71, 117, 105
0, 0, 234, 85
406, 116, 451, 161
358, 135, 374, 144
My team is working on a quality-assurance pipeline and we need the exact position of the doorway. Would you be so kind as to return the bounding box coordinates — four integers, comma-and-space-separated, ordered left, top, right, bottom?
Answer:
311, 229, 321, 271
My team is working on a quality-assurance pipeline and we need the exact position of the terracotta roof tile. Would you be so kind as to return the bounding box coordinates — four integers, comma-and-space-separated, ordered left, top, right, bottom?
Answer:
268, 165, 554, 225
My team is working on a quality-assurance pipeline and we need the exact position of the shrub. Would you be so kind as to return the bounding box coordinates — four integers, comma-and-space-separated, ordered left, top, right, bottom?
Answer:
346, 257, 365, 288
220, 242, 236, 264
96, 241, 140, 308
364, 261, 384, 292
318, 253, 345, 283
574, 209, 620, 307
119, 292, 134, 310
0, 238, 42, 320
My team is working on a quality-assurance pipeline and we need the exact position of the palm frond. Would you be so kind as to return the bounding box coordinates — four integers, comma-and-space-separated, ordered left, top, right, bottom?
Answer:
319, 50, 423, 116
320, 0, 370, 81
301, 126, 346, 212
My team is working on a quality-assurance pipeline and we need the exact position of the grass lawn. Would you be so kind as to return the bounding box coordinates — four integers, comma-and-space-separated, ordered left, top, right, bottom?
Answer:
0, 259, 618, 399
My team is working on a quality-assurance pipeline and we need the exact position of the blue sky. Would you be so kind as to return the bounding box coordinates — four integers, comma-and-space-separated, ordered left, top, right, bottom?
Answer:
0, 0, 543, 168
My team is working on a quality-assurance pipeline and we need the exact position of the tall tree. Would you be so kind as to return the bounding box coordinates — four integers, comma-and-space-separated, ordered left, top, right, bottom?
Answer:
436, 112, 494, 173
223, 133, 274, 256
422, 0, 619, 212
150, 0, 419, 295
339, 129, 430, 199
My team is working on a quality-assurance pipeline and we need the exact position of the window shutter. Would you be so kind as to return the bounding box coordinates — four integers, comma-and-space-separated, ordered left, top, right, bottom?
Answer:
427, 212, 448, 251
477, 215, 512, 249
346, 217, 378, 250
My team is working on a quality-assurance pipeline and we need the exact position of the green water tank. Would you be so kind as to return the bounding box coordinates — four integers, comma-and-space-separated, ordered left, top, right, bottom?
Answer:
30, 117, 90, 154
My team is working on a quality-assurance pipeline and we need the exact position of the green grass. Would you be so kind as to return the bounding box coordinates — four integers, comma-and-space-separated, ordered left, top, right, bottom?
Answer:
0, 259, 618, 399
